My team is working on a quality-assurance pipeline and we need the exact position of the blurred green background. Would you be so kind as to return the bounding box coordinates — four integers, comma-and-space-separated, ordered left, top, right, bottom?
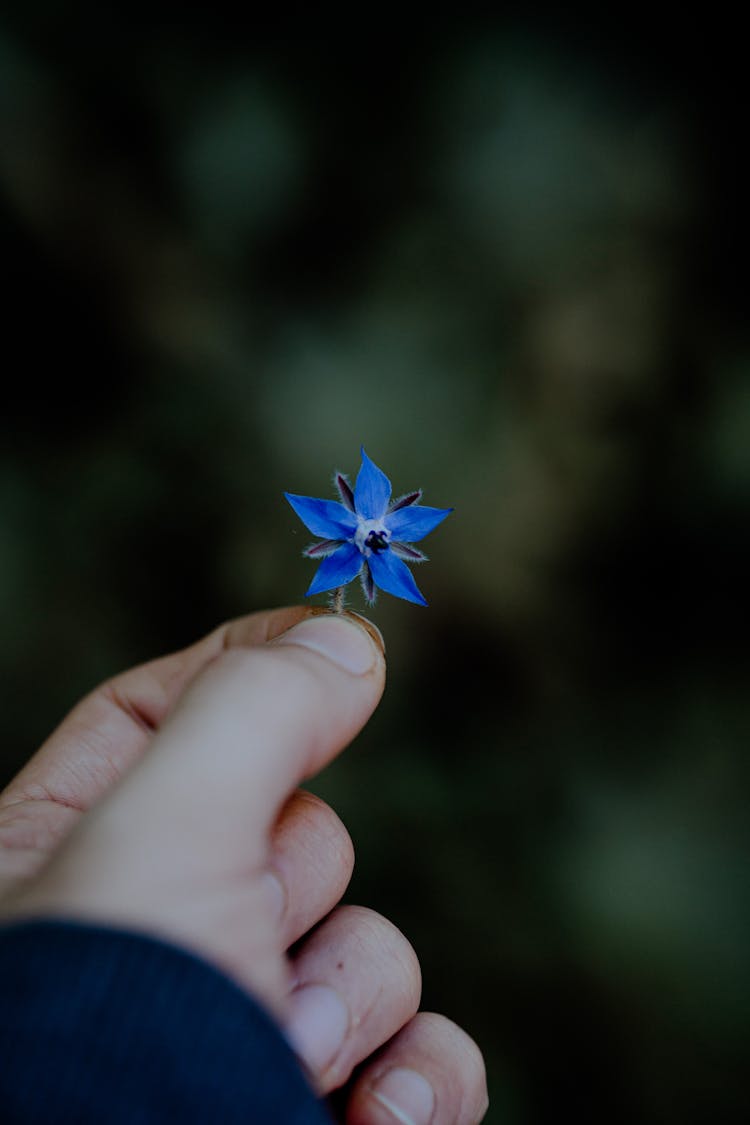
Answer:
1, 11, 748, 1123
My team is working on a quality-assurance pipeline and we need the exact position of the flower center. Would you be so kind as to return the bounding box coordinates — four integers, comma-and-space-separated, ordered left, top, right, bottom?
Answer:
355, 517, 391, 556
365, 530, 388, 552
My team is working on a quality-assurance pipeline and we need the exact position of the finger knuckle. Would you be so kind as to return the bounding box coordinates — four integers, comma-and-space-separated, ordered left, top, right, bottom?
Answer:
340, 904, 422, 1003
294, 791, 355, 880
420, 1012, 488, 1118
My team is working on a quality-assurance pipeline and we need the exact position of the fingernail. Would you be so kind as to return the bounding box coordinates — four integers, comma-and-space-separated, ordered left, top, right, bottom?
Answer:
285, 984, 349, 1074
343, 610, 386, 656
272, 614, 381, 674
307, 607, 385, 656
260, 869, 287, 924
371, 1068, 436, 1125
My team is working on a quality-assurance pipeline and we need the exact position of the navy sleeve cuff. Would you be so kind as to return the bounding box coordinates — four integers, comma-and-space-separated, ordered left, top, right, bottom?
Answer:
0, 920, 331, 1124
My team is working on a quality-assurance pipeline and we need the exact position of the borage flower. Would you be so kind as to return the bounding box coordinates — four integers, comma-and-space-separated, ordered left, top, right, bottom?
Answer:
285, 448, 452, 606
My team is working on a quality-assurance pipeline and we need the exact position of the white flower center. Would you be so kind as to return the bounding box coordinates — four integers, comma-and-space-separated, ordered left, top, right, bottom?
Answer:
355, 517, 391, 555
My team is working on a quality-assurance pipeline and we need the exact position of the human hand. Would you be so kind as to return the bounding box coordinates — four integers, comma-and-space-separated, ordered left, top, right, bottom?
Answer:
0, 607, 487, 1124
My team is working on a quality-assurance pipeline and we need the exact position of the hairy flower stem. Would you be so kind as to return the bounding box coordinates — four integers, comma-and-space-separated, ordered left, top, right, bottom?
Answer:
329, 586, 345, 614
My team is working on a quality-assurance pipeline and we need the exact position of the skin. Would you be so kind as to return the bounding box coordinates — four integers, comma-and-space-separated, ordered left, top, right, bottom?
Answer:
0, 606, 488, 1125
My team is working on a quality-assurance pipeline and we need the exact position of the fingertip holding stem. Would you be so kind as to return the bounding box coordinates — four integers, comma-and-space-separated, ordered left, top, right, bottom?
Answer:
308, 606, 385, 657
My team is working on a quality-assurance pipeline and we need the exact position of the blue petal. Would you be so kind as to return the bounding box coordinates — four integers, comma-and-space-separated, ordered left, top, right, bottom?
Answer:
354, 447, 392, 519
386, 504, 453, 542
285, 493, 357, 539
306, 541, 363, 596
368, 548, 427, 606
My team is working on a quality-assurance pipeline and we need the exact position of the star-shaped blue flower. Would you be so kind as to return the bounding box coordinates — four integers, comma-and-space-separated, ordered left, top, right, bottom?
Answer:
285, 448, 453, 606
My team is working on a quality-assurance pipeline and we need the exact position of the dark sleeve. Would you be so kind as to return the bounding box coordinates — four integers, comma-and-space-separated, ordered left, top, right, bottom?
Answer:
0, 920, 332, 1124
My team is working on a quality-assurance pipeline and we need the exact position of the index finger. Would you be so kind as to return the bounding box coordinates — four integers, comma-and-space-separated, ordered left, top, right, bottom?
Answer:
115, 611, 385, 848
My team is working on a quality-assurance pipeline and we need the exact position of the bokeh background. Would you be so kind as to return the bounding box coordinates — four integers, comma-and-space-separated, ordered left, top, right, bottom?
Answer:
1, 11, 748, 1123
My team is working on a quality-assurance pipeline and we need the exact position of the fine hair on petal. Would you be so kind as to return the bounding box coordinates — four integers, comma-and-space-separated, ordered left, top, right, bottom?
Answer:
391, 542, 429, 562
304, 539, 342, 558
388, 489, 422, 512
334, 472, 355, 512
361, 562, 377, 605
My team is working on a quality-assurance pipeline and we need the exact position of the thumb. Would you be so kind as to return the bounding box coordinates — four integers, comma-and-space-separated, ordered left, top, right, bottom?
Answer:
5, 612, 384, 961
117, 609, 386, 856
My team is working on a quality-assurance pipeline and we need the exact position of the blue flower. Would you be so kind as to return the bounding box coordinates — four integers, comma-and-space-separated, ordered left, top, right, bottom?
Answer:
285, 448, 453, 606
